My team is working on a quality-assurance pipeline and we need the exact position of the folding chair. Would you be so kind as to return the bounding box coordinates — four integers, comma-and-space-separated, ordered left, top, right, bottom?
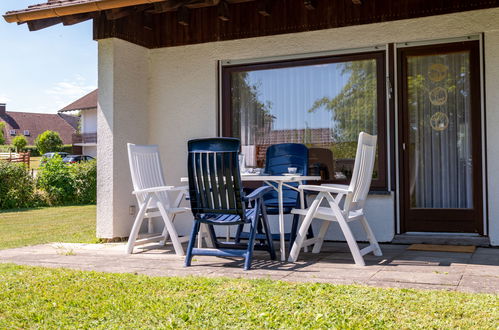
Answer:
288, 133, 382, 266
126, 143, 189, 255
184, 138, 276, 270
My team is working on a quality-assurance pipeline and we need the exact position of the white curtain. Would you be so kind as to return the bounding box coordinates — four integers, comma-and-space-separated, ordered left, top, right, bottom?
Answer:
407, 51, 473, 209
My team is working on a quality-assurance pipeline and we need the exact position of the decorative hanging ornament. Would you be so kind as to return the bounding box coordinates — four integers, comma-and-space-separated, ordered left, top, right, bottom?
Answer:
429, 87, 448, 106
428, 63, 448, 82
430, 111, 449, 131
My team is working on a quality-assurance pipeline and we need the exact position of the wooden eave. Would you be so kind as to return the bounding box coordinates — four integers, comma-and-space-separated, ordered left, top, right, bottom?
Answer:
4, 0, 499, 47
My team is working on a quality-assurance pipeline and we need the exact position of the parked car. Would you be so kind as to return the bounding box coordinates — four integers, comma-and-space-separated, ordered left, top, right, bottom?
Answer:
40, 152, 70, 165
62, 155, 95, 164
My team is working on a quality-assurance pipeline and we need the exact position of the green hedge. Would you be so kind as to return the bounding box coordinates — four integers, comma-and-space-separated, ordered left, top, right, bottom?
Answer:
0, 156, 97, 209
0, 144, 73, 157
0, 162, 37, 209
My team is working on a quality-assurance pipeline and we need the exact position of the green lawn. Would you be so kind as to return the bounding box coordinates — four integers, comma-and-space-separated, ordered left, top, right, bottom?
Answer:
0, 205, 97, 250
0, 263, 497, 328
0, 206, 497, 328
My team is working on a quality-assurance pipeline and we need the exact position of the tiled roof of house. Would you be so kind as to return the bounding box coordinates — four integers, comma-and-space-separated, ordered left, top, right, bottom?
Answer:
59, 89, 97, 112
0, 111, 76, 145
5, 0, 96, 16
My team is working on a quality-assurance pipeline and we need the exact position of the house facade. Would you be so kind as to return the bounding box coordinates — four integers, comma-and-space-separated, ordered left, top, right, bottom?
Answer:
4, 0, 499, 246
0, 103, 76, 145
59, 89, 98, 157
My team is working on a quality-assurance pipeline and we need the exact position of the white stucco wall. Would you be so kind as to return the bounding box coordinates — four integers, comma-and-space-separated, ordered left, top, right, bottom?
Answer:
96, 38, 150, 238
99, 7, 499, 244
82, 108, 97, 134
83, 146, 97, 158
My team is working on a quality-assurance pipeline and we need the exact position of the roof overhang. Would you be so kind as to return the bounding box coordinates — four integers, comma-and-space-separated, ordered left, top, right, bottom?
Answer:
4, 0, 165, 24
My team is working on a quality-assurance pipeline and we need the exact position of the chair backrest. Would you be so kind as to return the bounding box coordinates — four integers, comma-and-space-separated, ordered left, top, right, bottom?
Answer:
187, 138, 245, 218
264, 143, 309, 204
344, 132, 377, 212
127, 143, 168, 206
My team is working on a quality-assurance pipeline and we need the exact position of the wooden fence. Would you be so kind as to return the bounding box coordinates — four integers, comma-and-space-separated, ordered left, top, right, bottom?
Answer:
0, 151, 31, 167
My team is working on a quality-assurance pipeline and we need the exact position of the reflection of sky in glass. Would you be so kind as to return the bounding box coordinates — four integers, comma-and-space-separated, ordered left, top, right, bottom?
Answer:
244, 63, 349, 130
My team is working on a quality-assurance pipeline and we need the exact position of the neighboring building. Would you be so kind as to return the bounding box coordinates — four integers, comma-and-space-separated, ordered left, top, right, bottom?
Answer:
5, 0, 499, 247
0, 103, 76, 145
58, 89, 98, 158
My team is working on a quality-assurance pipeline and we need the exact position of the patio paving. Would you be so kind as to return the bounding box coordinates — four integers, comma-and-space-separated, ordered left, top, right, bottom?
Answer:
1, 241, 498, 294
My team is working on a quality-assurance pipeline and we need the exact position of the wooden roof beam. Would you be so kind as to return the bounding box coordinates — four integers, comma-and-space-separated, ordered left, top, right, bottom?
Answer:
217, 0, 230, 21
257, 0, 273, 16
177, 5, 189, 25
62, 12, 97, 25
304, 0, 317, 10
27, 16, 62, 31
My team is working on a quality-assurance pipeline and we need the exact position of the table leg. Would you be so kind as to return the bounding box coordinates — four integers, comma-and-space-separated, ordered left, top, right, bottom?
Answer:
298, 180, 308, 252
278, 181, 285, 261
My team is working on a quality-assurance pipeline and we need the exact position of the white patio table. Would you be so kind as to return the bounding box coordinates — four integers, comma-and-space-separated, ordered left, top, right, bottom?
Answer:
181, 174, 321, 261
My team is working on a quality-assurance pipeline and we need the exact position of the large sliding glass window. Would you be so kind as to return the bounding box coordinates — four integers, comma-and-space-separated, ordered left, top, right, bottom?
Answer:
222, 52, 387, 189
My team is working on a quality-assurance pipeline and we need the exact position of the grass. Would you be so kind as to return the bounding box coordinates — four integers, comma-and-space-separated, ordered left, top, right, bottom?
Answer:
0, 263, 497, 328
0, 205, 97, 250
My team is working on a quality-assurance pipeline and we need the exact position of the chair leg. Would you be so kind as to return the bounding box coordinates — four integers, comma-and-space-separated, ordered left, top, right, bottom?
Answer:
311, 220, 331, 253
323, 194, 365, 266
336, 216, 365, 266
288, 196, 322, 262
244, 202, 261, 271
261, 204, 276, 260
126, 202, 149, 254
185, 221, 201, 267
360, 216, 382, 256
157, 202, 185, 256
289, 213, 300, 252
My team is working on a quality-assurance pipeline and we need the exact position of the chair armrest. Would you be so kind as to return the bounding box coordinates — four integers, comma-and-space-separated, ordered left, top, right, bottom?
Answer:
243, 186, 272, 202
298, 184, 352, 194
133, 186, 180, 195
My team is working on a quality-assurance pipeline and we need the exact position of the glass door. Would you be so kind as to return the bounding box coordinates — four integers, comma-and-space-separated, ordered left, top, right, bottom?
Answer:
398, 41, 483, 233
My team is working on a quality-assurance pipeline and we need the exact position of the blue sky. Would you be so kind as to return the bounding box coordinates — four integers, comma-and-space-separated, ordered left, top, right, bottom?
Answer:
0, 0, 97, 114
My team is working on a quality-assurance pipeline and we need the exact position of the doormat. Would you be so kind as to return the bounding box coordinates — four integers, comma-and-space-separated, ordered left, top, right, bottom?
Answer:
407, 244, 476, 253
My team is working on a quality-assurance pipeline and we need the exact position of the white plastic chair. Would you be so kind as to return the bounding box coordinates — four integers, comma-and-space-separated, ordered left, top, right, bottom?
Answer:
126, 143, 190, 255
288, 132, 382, 266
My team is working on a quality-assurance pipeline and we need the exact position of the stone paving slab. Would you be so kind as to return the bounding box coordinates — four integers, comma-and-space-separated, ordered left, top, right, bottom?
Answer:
1, 242, 498, 294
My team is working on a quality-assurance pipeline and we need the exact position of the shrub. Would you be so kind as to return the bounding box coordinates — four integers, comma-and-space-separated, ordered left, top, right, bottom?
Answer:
0, 122, 5, 145
11, 135, 28, 152
70, 160, 97, 204
24, 144, 73, 157
36, 155, 75, 204
0, 161, 36, 209
35, 130, 63, 155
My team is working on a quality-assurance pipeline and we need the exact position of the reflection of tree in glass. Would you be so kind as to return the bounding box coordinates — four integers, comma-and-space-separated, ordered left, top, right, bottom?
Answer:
232, 72, 274, 145
308, 59, 377, 143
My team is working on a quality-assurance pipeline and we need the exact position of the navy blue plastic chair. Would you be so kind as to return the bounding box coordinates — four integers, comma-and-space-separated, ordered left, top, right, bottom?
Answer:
235, 143, 313, 250
184, 138, 276, 271
263, 143, 313, 248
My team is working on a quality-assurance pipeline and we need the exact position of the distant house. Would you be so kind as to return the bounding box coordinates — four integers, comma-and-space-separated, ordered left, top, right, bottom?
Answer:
58, 90, 97, 157
0, 103, 76, 146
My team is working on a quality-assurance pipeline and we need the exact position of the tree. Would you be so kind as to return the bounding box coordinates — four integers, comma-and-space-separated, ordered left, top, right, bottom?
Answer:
0, 121, 5, 145
11, 135, 27, 152
308, 59, 378, 143
35, 130, 63, 155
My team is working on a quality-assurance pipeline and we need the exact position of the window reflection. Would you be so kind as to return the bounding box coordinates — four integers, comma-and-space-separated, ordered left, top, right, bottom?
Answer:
230, 56, 380, 182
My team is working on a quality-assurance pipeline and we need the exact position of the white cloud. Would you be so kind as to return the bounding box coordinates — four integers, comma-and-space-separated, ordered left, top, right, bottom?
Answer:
0, 94, 11, 103
45, 75, 97, 110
